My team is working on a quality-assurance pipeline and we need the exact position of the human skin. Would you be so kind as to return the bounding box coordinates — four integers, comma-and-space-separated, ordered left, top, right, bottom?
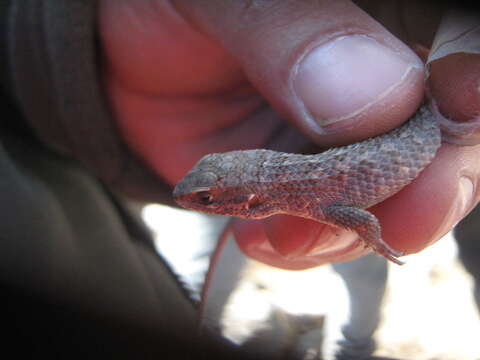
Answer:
99, 0, 480, 269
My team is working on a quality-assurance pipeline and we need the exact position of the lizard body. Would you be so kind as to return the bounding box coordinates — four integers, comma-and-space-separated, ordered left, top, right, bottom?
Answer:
173, 105, 441, 264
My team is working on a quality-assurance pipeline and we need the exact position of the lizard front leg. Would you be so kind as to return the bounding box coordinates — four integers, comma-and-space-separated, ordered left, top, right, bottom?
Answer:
323, 205, 404, 265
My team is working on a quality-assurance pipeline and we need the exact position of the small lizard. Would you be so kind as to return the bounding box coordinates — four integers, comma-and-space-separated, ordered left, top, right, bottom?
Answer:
173, 105, 441, 265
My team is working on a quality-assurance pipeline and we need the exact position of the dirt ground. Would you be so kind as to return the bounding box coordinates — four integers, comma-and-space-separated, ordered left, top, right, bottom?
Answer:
144, 204, 480, 360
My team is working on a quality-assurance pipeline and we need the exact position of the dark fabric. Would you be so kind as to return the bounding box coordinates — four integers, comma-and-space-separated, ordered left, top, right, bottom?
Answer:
0, 124, 195, 356
8, 0, 175, 204
454, 203, 480, 312
0, 0, 12, 94
0, 1, 258, 358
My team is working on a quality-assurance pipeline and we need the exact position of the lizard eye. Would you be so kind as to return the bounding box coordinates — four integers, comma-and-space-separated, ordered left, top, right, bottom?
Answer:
196, 191, 214, 206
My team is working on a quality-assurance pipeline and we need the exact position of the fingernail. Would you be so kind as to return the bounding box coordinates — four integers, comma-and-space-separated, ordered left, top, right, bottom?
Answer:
293, 35, 422, 126
431, 97, 480, 146
451, 176, 475, 225
424, 176, 475, 249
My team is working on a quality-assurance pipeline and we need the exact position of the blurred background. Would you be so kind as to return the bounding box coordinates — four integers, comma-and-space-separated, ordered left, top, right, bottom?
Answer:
142, 203, 480, 360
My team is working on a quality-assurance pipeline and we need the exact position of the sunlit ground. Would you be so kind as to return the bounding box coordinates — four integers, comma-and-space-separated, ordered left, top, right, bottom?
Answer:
143, 204, 480, 360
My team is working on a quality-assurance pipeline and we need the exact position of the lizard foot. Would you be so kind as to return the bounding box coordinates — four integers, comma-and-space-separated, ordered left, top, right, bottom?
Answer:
324, 205, 405, 265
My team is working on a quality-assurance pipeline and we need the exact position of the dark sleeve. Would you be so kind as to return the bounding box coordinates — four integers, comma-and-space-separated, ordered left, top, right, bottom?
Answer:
0, 1, 256, 358
0, 126, 252, 358
454, 204, 480, 311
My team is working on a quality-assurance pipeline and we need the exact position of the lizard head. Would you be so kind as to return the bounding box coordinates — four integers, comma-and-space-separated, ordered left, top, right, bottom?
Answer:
173, 151, 263, 218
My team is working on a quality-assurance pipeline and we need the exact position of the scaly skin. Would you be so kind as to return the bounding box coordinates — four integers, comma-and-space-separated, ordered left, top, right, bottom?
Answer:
173, 105, 442, 264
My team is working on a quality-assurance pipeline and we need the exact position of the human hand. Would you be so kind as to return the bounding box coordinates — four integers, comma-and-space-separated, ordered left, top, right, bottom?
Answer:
99, 1, 480, 269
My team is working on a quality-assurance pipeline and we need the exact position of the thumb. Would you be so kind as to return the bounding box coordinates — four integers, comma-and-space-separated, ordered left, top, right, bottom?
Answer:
174, 0, 425, 146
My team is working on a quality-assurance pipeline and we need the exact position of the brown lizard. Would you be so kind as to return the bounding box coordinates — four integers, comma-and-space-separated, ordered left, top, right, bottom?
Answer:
173, 105, 441, 265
